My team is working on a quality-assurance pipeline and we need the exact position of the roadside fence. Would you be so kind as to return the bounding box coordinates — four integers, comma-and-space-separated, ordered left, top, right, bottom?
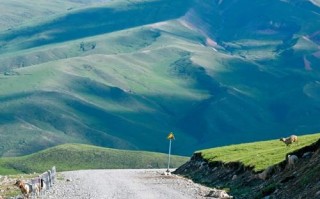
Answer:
12, 166, 56, 199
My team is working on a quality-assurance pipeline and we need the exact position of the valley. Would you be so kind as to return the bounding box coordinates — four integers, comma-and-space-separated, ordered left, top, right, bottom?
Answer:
0, 0, 319, 157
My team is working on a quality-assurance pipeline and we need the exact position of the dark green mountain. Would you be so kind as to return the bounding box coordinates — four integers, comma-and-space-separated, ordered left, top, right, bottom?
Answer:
0, 0, 319, 156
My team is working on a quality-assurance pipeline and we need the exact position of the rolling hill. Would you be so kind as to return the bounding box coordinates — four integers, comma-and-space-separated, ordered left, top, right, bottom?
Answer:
0, 0, 319, 156
0, 143, 188, 174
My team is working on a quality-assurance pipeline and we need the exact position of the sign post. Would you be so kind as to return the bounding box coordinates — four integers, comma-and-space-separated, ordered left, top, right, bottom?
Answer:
166, 132, 175, 174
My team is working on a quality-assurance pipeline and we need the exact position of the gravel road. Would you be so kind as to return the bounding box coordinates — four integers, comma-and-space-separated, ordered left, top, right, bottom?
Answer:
46, 169, 232, 199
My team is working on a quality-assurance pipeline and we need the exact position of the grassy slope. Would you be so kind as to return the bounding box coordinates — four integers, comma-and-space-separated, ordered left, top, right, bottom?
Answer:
199, 133, 320, 172
0, 0, 320, 157
0, 143, 189, 175
0, 0, 115, 31
0, 0, 203, 157
0, 21, 210, 156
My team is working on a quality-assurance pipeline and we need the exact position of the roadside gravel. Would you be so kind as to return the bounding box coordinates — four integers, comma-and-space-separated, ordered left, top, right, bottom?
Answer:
46, 169, 232, 199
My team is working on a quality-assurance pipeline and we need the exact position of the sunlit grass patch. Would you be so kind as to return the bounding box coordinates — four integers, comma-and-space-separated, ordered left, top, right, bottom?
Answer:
200, 133, 320, 171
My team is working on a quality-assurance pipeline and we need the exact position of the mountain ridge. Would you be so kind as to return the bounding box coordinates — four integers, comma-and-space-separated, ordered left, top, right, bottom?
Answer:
0, 0, 319, 156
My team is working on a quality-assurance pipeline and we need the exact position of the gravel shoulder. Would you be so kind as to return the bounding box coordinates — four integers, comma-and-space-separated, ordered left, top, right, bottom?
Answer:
46, 169, 231, 199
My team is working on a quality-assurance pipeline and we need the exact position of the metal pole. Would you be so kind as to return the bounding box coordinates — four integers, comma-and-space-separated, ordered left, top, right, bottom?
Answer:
167, 139, 172, 172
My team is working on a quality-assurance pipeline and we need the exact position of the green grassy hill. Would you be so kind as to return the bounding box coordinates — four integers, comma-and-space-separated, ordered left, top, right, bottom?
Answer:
0, 0, 107, 31
175, 134, 320, 198
0, 0, 320, 157
0, 143, 189, 175
199, 133, 320, 172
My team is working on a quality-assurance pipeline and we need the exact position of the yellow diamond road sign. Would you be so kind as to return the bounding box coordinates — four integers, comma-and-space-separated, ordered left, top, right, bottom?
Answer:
167, 132, 175, 140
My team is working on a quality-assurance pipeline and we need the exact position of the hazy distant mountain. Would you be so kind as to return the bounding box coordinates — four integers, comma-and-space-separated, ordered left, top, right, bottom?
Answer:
0, 0, 319, 156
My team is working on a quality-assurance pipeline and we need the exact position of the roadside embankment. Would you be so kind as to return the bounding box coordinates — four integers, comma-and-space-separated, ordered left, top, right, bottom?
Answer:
175, 138, 320, 198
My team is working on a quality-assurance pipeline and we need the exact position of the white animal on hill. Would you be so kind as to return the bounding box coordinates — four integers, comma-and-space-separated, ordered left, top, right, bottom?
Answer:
280, 135, 298, 146
286, 154, 298, 169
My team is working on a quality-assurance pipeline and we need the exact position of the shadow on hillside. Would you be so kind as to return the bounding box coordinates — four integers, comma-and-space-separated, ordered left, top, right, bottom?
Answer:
0, 0, 192, 52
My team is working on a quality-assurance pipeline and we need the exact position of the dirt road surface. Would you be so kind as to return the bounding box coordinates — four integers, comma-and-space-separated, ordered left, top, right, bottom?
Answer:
46, 169, 231, 199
